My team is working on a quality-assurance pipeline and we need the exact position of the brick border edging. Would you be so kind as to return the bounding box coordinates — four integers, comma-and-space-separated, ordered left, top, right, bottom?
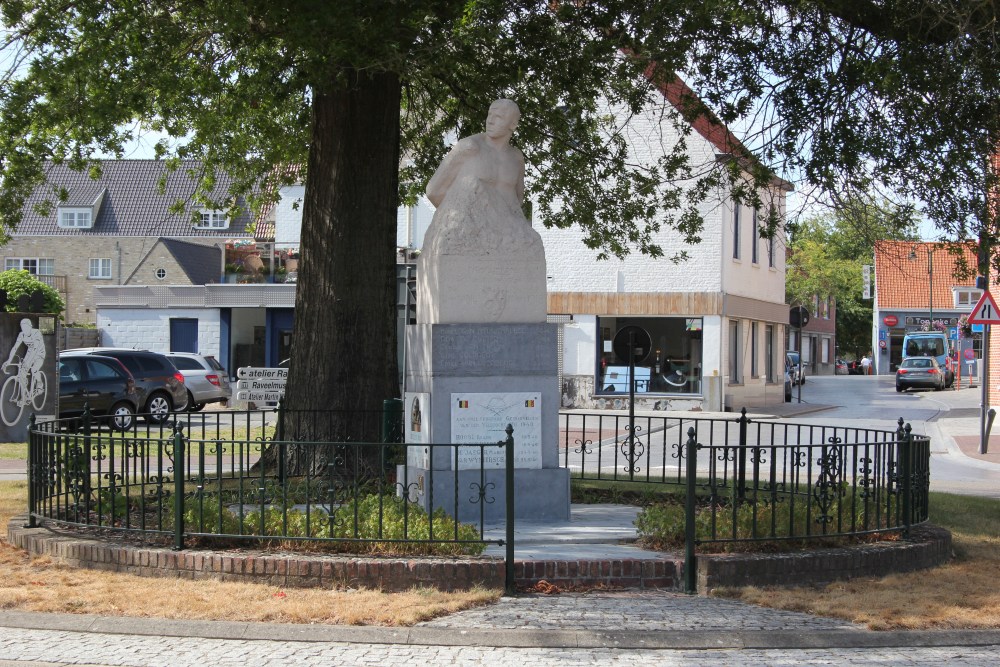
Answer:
6, 518, 950, 592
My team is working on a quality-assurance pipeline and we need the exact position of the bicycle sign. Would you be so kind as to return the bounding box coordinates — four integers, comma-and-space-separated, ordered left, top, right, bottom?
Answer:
1, 319, 48, 427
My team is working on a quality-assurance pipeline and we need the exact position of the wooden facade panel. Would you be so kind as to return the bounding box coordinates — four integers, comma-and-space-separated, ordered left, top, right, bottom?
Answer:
548, 292, 724, 316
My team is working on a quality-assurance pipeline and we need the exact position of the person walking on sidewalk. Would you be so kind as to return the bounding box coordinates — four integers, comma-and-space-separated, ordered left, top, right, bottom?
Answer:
860, 354, 872, 375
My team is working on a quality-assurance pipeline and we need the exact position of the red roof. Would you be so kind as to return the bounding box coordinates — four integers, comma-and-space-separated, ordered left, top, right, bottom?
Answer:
874, 240, 977, 309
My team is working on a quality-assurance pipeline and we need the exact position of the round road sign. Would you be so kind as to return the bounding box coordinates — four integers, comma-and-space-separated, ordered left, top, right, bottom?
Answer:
883, 315, 898, 327
613, 325, 652, 365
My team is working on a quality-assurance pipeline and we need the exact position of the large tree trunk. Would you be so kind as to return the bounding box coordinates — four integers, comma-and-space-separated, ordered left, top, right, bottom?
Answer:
259, 69, 402, 477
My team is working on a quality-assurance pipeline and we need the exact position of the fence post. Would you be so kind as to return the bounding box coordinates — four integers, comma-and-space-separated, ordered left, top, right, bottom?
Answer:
736, 408, 748, 503
684, 426, 698, 594
173, 425, 186, 551
276, 399, 286, 486
26, 414, 36, 528
504, 423, 515, 595
901, 422, 912, 539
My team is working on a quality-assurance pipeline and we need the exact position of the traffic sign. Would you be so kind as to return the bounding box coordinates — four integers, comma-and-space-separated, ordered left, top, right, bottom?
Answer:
968, 290, 1000, 324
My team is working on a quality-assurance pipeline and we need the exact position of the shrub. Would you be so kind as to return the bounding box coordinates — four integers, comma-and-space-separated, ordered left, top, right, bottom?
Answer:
0, 269, 64, 314
635, 488, 901, 553
164, 491, 486, 556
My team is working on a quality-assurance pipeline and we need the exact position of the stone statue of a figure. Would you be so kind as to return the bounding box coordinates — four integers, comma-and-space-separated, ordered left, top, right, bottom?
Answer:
416, 99, 547, 324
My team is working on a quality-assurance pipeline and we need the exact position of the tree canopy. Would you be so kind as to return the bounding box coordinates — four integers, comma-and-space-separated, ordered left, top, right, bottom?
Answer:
3, 2, 1000, 448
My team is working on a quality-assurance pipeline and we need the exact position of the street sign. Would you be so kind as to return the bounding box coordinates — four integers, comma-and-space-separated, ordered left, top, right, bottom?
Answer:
968, 290, 1000, 324
235, 390, 285, 402
235, 366, 287, 404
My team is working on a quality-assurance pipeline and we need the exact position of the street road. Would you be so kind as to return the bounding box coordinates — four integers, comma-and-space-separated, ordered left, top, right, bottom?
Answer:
785, 373, 1000, 498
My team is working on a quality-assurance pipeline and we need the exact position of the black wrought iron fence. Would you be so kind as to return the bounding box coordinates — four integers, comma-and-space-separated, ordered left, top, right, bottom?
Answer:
27, 404, 930, 595
561, 407, 930, 585
27, 405, 515, 588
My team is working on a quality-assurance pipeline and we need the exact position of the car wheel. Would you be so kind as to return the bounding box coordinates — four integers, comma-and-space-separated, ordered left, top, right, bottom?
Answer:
896, 385, 904, 392
108, 402, 135, 431
145, 392, 172, 424
184, 391, 205, 412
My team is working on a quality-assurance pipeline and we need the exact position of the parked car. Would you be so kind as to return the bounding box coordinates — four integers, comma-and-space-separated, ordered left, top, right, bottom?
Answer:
784, 365, 793, 402
847, 359, 863, 375
58, 353, 141, 430
63, 348, 188, 422
785, 352, 804, 386
835, 358, 848, 375
164, 352, 231, 411
895, 356, 946, 392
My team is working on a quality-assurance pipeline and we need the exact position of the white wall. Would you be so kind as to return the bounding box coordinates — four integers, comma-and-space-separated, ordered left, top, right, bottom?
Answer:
275, 184, 305, 248
97, 309, 222, 358
396, 198, 435, 250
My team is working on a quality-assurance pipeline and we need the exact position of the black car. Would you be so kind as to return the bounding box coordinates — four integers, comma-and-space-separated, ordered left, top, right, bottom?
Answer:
895, 356, 946, 392
58, 353, 141, 430
63, 348, 188, 422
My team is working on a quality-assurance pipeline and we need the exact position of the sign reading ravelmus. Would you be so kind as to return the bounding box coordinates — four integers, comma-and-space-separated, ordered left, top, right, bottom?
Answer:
235, 367, 287, 402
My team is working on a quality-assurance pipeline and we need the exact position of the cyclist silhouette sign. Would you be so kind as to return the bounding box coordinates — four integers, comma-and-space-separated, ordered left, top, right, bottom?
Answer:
0, 315, 56, 439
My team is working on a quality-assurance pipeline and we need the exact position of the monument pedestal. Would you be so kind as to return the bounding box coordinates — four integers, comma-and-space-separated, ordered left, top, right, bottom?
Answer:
402, 323, 570, 523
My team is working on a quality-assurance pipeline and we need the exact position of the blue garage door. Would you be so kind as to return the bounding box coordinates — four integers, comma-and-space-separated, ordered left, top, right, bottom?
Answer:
170, 318, 199, 353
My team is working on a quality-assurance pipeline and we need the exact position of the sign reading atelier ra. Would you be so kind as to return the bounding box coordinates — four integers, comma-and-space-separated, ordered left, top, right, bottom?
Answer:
450, 392, 542, 470
235, 366, 287, 402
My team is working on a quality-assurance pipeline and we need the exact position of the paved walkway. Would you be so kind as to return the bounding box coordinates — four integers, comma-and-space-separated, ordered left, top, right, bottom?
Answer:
0, 398, 998, 665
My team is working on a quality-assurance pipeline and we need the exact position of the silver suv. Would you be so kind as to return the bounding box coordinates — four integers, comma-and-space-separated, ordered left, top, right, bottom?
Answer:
165, 353, 231, 411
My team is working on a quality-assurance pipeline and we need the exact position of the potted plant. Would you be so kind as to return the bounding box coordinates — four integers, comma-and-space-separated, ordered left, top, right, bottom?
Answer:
274, 266, 288, 283
224, 262, 243, 283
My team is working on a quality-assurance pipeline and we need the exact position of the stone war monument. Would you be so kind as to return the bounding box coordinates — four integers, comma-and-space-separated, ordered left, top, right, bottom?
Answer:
404, 99, 570, 522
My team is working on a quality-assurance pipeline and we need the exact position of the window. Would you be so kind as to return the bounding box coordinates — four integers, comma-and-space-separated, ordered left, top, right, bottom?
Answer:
58, 208, 92, 228
767, 224, 776, 268
596, 316, 703, 395
195, 209, 229, 229
729, 320, 741, 383
821, 339, 830, 363
155, 268, 167, 280
89, 258, 112, 279
4, 258, 53, 275
826, 296, 832, 319
765, 324, 775, 383
955, 289, 983, 307
732, 205, 741, 259
750, 322, 758, 377
751, 209, 759, 264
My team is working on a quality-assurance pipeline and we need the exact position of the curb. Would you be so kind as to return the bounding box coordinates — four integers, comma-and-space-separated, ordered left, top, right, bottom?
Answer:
8, 520, 952, 593
0, 609, 998, 650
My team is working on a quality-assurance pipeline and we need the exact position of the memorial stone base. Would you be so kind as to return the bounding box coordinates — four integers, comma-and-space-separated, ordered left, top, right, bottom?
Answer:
401, 322, 570, 523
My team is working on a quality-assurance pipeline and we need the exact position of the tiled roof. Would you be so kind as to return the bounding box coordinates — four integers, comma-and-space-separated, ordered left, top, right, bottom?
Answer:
160, 238, 222, 285
16, 160, 255, 238
874, 240, 977, 310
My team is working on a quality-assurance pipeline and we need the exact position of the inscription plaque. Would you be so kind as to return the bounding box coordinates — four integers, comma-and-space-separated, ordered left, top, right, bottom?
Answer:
451, 392, 542, 470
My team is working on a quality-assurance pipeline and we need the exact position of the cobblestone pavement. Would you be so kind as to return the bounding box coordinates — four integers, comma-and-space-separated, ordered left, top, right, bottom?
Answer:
416, 591, 858, 631
0, 591, 997, 666
0, 627, 998, 666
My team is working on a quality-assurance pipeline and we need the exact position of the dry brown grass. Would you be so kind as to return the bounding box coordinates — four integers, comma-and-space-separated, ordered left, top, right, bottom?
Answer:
714, 492, 1000, 630
0, 480, 499, 625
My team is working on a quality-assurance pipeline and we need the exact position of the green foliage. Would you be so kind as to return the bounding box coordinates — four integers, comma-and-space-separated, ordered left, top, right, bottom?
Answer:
786, 199, 919, 357
635, 488, 900, 553
168, 491, 485, 556
0, 270, 64, 314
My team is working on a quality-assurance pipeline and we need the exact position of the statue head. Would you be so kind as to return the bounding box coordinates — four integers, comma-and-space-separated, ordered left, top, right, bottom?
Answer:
19, 318, 31, 334
485, 99, 520, 140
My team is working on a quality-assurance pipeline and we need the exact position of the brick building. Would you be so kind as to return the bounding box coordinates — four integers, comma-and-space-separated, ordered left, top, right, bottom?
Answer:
2, 160, 256, 324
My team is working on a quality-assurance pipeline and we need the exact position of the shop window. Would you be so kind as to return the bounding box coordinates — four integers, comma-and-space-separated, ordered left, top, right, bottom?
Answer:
596, 316, 703, 395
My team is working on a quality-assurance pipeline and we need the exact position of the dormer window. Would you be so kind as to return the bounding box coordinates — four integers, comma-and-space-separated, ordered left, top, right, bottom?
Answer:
58, 208, 92, 229
196, 209, 229, 229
